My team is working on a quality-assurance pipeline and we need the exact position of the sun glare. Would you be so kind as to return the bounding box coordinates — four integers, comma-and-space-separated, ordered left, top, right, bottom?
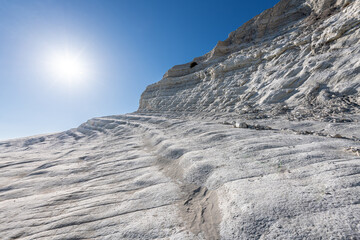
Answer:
46, 49, 89, 87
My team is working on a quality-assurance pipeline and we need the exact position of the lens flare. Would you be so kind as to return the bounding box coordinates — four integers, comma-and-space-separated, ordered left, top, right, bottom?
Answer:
46, 48, 89, 87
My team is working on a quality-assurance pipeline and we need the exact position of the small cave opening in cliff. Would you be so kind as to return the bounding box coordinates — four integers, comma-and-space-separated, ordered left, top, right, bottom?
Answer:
190, 62, 198, 68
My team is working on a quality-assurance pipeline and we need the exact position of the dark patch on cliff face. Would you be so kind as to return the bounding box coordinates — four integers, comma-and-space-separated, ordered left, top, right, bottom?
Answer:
305, 6, 341, 26
304, 0, 354, 27
190, 62, 198, 68
229, 0, 311, 44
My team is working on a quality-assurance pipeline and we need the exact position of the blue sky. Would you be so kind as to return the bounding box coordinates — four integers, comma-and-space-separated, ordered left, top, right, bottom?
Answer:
0, 0, 279, 140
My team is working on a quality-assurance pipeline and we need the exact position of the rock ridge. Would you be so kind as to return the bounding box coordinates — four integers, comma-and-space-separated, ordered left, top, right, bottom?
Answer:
1, 1, 360, 239
138, 0, 360, 122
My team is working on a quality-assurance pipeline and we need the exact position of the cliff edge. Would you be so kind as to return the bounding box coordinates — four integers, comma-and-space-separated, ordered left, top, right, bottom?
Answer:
139, 0, 360, 122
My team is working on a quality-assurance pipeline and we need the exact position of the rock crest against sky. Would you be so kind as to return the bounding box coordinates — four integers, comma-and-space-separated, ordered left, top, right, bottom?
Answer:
139, 0, 360, 122
0, 0, 359, 239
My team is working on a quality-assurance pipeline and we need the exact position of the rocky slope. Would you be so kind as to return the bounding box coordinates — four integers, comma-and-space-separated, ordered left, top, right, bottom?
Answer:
1, 115, 360, 239
139, 0, 360, 122
1, 0, 359, 239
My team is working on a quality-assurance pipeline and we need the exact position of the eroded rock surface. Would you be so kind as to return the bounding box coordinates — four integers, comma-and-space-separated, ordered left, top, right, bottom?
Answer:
1, 0, 360, 239
1, 115, 359, 239
139, 0, 360, 123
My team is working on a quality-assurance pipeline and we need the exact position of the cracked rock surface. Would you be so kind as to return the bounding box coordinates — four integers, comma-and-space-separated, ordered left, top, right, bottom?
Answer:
1, 115, 359, 239
139, 0, 360, 123
1, 0, 360, 239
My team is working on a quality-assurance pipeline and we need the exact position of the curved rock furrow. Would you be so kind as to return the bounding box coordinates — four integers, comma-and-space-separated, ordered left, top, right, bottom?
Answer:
0, 117, 192, 239
0, 114, 359, 238
108, 114, 360, 238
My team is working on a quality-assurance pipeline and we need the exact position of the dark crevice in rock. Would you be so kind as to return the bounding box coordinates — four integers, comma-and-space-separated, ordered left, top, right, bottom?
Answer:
190, 62, 198, 68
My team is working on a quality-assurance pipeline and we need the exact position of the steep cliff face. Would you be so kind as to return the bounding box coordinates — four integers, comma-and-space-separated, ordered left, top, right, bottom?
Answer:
139, 0, 360, 121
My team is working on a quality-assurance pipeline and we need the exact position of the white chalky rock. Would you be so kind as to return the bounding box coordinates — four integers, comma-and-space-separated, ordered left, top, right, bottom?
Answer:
1, 0, 360, 239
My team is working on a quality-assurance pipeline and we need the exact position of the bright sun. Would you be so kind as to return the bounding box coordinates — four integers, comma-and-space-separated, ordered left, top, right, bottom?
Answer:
46, 49, 88, 86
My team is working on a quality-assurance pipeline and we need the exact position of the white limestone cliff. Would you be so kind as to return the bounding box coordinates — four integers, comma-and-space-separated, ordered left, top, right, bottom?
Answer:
139, 0, 360, 122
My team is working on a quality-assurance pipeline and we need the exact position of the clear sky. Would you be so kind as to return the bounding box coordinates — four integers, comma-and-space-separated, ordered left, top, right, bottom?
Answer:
0, 0, 279, 140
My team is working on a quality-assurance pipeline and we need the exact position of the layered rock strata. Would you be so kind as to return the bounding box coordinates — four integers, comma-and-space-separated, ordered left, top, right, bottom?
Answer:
1, 0, 360, 239
139, 0, 360, 122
